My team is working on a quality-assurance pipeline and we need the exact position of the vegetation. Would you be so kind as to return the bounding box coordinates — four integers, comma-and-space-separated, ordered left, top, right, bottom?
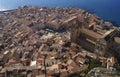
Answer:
115, 65, 120, 71
67, 59, 102, 77
13, 74, 25, 77
82, 59, 101, 74
53, 73, 60, 77
67, 72, 81, 77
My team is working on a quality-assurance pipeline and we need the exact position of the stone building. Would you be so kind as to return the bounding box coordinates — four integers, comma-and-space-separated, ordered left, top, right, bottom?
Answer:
70, 17, 120, 57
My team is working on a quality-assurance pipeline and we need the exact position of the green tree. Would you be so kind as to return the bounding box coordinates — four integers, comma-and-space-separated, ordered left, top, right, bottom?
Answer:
83, 59, 101, 74
115, 66, 120, 71
13, 74, 24, 77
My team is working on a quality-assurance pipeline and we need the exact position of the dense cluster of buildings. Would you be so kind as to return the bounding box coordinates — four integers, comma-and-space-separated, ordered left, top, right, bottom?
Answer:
0, 6, 120, 77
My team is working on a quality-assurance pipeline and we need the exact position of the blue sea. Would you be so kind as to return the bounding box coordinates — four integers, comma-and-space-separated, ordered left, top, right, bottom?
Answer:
0, 0, 120, 26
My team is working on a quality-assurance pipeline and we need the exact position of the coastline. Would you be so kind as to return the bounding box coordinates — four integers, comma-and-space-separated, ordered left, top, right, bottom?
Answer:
0, 6, 119, 27
0, 6, 120, 77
